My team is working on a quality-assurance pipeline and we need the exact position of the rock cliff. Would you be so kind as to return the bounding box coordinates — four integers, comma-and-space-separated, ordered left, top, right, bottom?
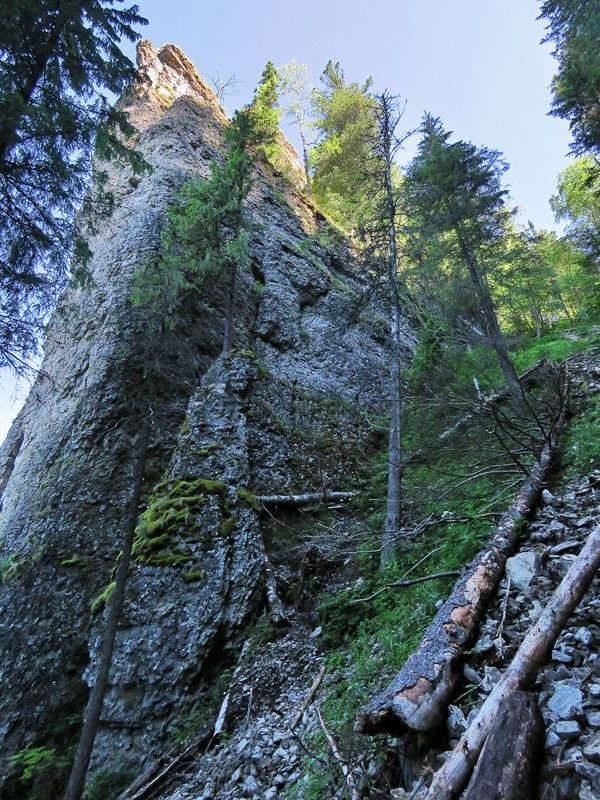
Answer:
0, 42, 411, 794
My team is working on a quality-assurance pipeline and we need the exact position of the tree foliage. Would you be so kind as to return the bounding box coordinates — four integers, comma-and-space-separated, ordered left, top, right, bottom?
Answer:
0, 0, 148, 373
403, 116, 523, 402
552, 155, 600, 259
539, 0, 600, 154
279, 60, 313, 194
133, 63, 280, 353
311, 61, 377, 230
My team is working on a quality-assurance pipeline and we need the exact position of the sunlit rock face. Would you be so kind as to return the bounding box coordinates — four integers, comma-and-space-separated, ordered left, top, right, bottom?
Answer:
0, 41, 410, 786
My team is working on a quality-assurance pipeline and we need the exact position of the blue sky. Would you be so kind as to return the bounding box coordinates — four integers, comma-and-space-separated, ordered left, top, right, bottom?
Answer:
130, 0, 572, 228
0, 0, 574, 442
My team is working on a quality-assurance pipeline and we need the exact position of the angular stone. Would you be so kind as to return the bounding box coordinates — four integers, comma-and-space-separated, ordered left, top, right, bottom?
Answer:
554, 720, 581, 740
583, 732, 600, 764
575, 627, 593, 646
548, 683, 584, 719
588, 711, 600, 729
506, 551, 542, 591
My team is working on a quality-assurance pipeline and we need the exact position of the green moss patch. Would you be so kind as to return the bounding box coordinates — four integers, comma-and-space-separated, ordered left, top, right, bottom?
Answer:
90, 581, 116, 615
183, 569, 205, 583
236, 487, 261, 511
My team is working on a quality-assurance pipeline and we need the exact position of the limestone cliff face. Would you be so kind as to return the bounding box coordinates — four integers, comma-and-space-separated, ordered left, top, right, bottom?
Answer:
0, 42, 410, 789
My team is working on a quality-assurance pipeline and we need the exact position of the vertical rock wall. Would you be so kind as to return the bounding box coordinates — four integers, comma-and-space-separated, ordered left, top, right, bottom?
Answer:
0, 41, 411, 789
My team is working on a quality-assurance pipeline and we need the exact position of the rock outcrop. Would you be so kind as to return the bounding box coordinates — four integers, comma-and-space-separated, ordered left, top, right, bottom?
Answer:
0, 42, 410, 793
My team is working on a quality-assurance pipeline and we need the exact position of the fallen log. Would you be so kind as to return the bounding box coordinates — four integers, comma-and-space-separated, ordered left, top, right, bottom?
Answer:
264, 555, 289, 626
355, 400, 567, 736
256, 491, 357, 507
115, 728, 211, 800
425, 522, 600, 800
461, 691, 544, 800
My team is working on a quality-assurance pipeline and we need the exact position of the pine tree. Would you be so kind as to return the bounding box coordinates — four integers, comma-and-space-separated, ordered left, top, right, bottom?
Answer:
403, 116, 524, 404
0, 0, 148, 373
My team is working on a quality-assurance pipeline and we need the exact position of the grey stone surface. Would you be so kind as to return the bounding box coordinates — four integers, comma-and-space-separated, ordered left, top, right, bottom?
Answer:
0, 40, 404, 784
506, 550, 542, 591
548, 682, 584, 720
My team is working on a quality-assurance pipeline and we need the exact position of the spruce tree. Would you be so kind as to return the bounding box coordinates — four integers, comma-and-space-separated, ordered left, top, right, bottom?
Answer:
403, 116, 524, 403
133, 62, 280, 354
0, 0, 148, 373
539, 0, 600, 155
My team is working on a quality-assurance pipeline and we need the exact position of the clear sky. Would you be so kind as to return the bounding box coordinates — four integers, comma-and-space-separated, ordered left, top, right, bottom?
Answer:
0, 0, 574, 443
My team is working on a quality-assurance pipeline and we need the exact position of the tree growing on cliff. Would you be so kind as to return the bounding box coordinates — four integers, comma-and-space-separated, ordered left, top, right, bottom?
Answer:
0, 0, 148, 374
403, 116, 524, 404
279, 60, 314, 195
133, 63, 279, 354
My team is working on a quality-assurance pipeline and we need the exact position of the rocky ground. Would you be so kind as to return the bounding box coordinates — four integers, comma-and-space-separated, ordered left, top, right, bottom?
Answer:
394, 472, 600, 800
148, 354, 600, 800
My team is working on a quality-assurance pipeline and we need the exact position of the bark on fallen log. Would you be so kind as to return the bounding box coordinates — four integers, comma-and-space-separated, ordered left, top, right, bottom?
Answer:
256, 491, 357, 507
425, 522, 600, 800
461, 691, 544, 800
264, 555, 289, 626
355, 403, 567, 736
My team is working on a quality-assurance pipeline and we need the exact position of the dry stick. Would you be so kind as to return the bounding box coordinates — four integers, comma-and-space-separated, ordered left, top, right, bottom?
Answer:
290, 664, 327, 731
425, 522, 600, 800
355, 395, 568, 736
316, 707, 362, 800
351, 544, 446, 604
493, 575, 511, 659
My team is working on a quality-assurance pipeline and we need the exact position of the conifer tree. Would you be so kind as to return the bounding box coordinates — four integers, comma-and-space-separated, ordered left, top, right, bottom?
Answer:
539, 0, 600, 155
403, 116, 524, 403
133, 62, 279, 354
311, 61, 376, 230
363, 92, 407, 569
0, 0, 148, 373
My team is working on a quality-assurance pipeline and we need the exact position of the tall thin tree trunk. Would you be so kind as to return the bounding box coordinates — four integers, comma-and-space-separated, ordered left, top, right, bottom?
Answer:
64, 414, 151, 800
455, 226, 523, 404
380, 96, 402, 571
222, 259, 237, 355
299, 120, 312, 197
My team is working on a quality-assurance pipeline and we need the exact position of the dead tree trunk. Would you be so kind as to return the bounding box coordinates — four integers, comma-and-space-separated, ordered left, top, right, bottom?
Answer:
425, 521, 600, 800
256, 491, 357, 507
378, 92, 403, 571
461, 691, 544, 800
64, 416, 150, 800
264, 554, 288, 626
355, 401, 567, 736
